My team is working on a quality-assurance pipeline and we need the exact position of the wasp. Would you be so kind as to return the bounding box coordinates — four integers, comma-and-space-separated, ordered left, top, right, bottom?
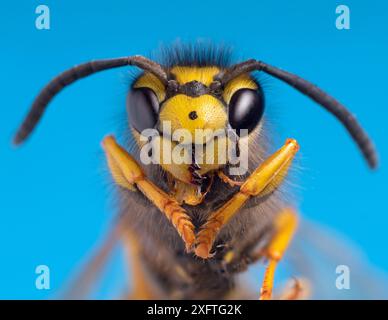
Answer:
14, 44, 377, 299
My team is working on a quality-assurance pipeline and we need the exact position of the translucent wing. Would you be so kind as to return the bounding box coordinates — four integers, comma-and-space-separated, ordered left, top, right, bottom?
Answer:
58, 218, 388, 299
281, 219, 388, 299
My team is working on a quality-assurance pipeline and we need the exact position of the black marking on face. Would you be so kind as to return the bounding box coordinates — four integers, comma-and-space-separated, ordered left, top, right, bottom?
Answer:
188, 111, 198, 120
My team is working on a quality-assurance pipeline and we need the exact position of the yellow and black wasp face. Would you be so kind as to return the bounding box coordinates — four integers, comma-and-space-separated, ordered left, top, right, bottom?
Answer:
128, 66, 265, 184
13, 43, 377, 182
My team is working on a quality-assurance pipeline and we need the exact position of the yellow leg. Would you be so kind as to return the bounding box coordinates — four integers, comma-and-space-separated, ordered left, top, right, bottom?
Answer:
260, 208, 298, 300
195, 139, 299, 259
276, 277, 311, 300
217, 170, 243, 187
102, 136, 195, 252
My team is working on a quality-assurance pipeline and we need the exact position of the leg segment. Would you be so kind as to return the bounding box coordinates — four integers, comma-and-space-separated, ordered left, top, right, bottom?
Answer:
276, 277, 311, 300
260, 208, 298, 300
195, 139, 299, 259
102, 136, 195, 251
217, 170, 243, 187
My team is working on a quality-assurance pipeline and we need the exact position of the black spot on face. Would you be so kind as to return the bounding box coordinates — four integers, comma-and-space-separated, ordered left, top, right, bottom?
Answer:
189, 111, 198, 120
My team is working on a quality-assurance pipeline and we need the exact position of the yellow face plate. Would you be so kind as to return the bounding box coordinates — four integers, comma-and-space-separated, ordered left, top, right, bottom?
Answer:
132, 66, 259, 189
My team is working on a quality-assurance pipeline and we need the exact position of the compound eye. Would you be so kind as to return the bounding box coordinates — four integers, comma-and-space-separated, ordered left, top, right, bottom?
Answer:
228, 88, 264, 133
127, 88, 159, 132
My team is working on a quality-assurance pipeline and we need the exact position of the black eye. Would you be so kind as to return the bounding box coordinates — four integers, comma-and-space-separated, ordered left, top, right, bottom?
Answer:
127, 87, 159, 132
228, 88, 264, 133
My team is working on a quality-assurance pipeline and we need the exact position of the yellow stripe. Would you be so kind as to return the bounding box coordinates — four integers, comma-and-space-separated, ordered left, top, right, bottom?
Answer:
170, 66, 220, 85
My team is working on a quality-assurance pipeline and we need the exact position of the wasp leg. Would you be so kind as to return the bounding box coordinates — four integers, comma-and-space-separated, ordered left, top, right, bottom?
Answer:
260, 208, 298, 300
217, 170, 243, 187
195, 139, 299, 259
102, 135, 195, 252
276, 277, 311, 300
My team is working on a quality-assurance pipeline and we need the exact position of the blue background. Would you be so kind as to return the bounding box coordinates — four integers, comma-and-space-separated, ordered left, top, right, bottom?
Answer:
1, 0, 387, 299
